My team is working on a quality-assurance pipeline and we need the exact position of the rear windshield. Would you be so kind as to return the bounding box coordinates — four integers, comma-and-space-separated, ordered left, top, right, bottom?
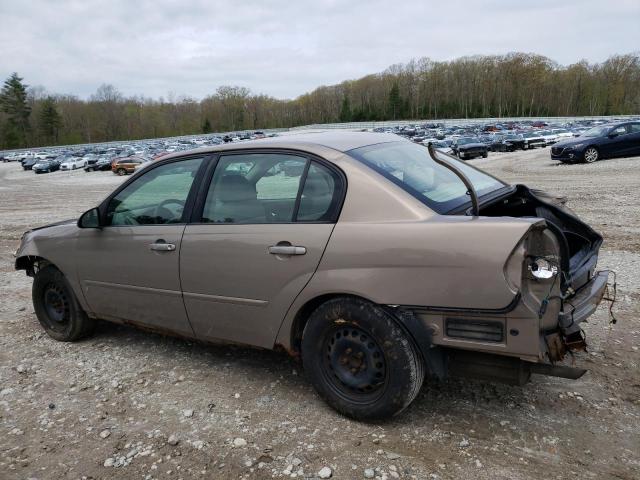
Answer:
349, 141, 506, 214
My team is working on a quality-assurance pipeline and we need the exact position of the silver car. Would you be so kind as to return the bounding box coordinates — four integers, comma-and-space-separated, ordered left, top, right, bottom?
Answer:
15, 132, 609, 419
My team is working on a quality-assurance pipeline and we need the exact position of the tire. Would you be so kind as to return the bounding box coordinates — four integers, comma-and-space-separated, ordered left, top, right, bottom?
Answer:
482, 152, 488, 158
116, 168, 127, 176
583, 147, 599, 163
301, 297, 424, 420
32, 266, 95, 342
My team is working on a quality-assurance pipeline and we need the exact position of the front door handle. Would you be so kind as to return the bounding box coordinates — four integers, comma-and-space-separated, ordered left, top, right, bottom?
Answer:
268, 245, 306, 255
149, 240, 176, 252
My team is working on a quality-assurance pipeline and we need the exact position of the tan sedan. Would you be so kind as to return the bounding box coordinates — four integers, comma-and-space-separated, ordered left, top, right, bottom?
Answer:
15, 132, 609, 419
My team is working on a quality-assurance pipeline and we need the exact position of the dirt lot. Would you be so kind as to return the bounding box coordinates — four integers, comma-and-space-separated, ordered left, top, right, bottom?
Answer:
1, 148, 639, 480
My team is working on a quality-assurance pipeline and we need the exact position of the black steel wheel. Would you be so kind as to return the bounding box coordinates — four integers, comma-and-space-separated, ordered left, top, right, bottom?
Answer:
302, 297, 424, 420
32, 265, 95, 341
321, 325, 388, 403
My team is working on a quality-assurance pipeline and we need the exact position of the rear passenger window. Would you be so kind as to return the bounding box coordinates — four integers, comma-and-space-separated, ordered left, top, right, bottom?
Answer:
201, 154, 307, 224
201, 153, 343, 224
629, 123, 640, 133
297, 163, 340, 222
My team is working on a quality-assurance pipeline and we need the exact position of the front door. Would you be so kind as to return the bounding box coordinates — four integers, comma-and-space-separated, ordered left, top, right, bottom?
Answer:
180, 152, 344, 348
600, 124, 629, 157
75, 156, 205, 336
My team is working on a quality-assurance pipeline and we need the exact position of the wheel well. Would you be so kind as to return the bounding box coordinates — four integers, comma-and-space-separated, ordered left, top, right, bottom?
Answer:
289, 293, 371, 354
15, 255, 52, 276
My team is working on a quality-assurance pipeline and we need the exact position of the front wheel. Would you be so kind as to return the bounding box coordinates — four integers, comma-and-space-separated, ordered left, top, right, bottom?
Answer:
301, 297, 424, 420
584, 147, 599, 163
32, 266, 95, 342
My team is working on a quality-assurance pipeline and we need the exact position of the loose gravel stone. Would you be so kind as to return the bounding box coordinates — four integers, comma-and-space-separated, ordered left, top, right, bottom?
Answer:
318, 466, 332, 478
233, 437, 247, 448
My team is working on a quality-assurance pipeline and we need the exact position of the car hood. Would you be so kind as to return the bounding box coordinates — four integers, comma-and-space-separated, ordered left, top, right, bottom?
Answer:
554, 136, 590, 148
27, 218, 77, 234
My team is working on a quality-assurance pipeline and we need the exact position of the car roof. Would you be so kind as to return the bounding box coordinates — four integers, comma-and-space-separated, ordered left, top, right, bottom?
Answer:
161, 131, 403, 160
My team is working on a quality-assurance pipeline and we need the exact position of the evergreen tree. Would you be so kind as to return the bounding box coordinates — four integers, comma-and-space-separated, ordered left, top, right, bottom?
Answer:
39, 96, 62, 142
202, 117, 212, 133
339, 95, 352, 122
0, 72, 31, 147
388, 82, 401, 120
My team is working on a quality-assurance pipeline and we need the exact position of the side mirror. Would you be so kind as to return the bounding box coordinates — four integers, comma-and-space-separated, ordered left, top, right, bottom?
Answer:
608, 131, 619, 138
78, 207, 102, 229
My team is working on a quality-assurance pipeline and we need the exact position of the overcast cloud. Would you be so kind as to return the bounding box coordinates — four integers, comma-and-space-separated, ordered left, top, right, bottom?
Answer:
1, 0, 638, 100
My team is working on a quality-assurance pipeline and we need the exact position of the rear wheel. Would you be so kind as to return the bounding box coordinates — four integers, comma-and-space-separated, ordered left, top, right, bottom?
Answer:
116, 168, 126, 176
584, 147, 599, 163
32, 266, 95, 342
301, 297, 424, 420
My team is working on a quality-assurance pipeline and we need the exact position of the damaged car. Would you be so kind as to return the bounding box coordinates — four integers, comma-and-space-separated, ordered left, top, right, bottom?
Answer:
14, 132, 611, 420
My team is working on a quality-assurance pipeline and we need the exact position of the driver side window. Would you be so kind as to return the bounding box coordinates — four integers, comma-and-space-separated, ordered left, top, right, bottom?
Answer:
106, 157, 203, 226
612, 126, 628, 136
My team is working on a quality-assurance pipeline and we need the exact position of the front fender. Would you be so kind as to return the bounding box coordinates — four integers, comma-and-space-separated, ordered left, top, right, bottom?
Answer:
14, 222, 91, 313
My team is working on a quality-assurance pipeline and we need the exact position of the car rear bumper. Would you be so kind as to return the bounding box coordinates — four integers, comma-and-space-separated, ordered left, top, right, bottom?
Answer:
558, 270, 609, 336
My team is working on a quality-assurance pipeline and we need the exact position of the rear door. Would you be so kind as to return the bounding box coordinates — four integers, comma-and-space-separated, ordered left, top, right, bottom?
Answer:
75, 156, 206, 336
180, 151, 344, 348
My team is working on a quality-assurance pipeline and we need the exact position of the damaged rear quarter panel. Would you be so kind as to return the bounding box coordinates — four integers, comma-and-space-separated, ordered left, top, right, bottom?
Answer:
276, 215, 541, 349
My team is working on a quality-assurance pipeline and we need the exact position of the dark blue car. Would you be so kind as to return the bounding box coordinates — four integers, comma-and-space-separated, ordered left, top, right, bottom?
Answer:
551, 121, 640, 163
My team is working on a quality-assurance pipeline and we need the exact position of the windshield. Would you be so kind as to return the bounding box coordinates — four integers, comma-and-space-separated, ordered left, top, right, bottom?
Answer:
456, 137, 478, 145
349, 141, 506, 214
582, 126, 609, 137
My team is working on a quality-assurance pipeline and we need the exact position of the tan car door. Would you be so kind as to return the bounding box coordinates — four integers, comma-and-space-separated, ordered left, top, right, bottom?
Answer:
75, 156, 206, 336
180, 152, 344, 348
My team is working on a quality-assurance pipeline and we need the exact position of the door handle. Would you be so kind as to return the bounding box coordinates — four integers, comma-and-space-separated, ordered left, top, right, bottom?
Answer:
149, 240, 176, 251
268, 245, 306, 255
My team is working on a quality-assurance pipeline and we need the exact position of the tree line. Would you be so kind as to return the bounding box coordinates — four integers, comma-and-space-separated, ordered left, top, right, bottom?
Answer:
1, 52, 639, 149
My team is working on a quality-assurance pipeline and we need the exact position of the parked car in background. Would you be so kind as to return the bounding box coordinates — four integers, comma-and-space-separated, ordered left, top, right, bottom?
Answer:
22, 157, 39, 170
111, 156, 150, 175
551, 121, 640, 163
451, 137, 488, 159
60, 156, 87, 171
32, 158, 61, 174
522, 131, 546, 149
2, 152, 21, 162
552, 128, 574, 140
85, 157, 113, 172
15, 132, 609, 420
82, 154, 100, 169
501, 134, 526, 151
539, 130, 559, 145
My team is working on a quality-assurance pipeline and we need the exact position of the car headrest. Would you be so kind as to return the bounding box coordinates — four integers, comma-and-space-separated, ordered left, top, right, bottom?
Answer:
217, 175, 257, 202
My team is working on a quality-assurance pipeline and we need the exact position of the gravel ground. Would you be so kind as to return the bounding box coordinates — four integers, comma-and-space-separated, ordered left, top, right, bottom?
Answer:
0, 148, 638, 480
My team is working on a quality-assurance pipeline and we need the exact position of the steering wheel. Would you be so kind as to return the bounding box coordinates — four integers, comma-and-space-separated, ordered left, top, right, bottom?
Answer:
155, 198, 186, 223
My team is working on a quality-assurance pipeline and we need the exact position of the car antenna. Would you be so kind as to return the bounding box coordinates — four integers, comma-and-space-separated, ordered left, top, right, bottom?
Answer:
427, 143, 480, 217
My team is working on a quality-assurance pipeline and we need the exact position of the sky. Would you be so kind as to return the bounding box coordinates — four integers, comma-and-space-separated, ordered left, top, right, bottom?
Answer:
1, 0, 639, 101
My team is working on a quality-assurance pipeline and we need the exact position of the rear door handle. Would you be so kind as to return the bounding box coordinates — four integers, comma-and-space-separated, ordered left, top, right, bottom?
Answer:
268, 245, 306, 255
149, 240, 176, 251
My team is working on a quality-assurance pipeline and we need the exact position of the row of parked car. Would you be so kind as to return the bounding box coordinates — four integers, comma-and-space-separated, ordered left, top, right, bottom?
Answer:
1, 130, 280, 175
379, 120, 610, 160
3, 118, 639, 171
